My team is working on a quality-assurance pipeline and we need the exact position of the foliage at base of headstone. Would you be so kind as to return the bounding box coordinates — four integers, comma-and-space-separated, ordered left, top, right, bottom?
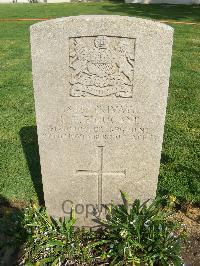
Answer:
18, 194, 186, 266
20, 204, 102, 265
99, 192, 185, 266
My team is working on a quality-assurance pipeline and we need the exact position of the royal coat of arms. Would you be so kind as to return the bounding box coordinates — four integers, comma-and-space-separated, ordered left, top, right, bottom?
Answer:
69, 36, 135, 98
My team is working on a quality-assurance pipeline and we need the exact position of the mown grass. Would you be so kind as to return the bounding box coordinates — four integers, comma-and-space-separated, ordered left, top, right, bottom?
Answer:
0, 2, 199, 22
0, 3, 199, 204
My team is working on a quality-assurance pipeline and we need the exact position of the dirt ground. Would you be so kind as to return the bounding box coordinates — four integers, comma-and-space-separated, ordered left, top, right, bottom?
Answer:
172, 204, 200, 266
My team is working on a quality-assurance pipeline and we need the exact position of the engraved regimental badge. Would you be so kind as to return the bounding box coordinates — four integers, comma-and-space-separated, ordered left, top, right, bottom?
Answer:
69, 36, 136, 98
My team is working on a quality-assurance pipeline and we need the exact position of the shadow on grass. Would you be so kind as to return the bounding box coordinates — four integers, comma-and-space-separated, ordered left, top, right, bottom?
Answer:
0, 195, 26, 266
19, 126, 44, 206
103, 2, 200, 22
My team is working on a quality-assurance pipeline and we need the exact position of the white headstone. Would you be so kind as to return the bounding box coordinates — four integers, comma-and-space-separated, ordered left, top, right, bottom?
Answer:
31, 16, 173, 226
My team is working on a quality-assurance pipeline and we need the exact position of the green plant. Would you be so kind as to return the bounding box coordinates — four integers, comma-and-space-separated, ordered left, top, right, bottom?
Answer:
99, 192, 185, 266
21, 203, 108, 265
21, 204, 92, 265
19, 195, 185, 266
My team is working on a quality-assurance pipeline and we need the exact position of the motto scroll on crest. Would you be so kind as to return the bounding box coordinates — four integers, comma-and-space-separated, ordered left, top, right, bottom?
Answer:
69, 36, 136, 98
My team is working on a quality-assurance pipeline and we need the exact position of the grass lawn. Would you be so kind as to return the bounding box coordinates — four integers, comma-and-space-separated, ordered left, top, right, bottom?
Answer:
0, 2, 199, 205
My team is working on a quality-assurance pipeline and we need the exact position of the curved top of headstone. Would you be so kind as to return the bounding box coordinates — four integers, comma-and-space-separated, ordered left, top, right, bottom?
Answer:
30, 15, 174, 34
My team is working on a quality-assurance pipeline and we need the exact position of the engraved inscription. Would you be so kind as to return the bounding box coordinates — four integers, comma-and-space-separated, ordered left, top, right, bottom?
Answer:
69, 36, 135, 98
42, 104, 157, 143
76, 146, 126, 209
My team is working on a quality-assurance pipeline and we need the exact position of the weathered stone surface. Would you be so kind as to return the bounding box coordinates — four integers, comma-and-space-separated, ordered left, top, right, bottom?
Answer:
30, 15, 173, 226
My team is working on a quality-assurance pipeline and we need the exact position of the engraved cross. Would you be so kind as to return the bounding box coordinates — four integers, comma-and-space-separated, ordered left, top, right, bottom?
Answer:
76, 146, 126, 210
